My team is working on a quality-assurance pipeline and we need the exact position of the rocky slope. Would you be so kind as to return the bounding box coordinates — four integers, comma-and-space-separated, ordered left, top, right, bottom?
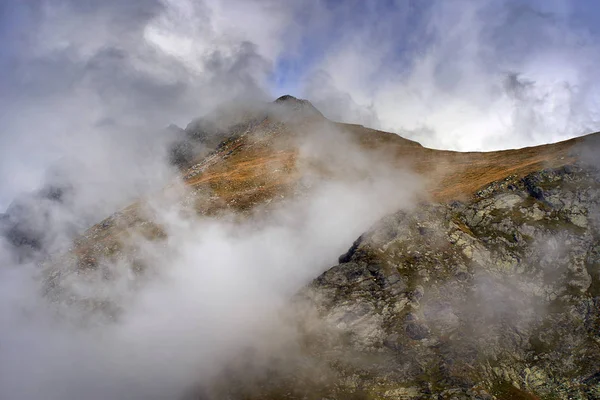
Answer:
300, 162, 600, 399
205, 160, 600, 400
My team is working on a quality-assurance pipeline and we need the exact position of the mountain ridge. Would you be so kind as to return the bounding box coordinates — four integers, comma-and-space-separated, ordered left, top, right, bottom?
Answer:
7, 96, 600, 399
36, 97, 599, 273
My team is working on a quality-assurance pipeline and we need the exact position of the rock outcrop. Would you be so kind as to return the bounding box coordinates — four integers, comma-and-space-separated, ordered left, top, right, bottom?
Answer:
296, 163, 600, 399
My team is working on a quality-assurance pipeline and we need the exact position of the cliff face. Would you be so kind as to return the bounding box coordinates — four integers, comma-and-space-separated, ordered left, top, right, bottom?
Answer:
299, 163, 600, 399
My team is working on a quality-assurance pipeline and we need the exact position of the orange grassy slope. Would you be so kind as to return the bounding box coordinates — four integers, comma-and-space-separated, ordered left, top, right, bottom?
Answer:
183, 113, 595, 207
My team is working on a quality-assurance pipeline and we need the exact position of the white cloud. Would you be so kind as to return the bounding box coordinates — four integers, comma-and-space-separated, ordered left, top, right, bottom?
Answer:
0, 0, 292, 208
302, 0, 600, 150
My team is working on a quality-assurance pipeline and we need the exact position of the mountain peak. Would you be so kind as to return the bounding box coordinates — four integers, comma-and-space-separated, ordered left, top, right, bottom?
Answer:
273, 95, 324, 118
274, 94, 301, 103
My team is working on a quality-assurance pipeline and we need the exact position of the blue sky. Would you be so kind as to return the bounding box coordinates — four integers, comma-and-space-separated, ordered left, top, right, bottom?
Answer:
267, 0, 600, 94
2, 0, 600, 208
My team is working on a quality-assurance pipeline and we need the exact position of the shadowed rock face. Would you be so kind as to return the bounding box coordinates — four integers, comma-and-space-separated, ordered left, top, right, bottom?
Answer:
295, 163, 600, 399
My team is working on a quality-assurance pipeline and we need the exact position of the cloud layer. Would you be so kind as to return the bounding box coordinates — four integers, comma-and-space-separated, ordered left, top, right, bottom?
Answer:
2, 0, 600, 206
303, 0, 600, 151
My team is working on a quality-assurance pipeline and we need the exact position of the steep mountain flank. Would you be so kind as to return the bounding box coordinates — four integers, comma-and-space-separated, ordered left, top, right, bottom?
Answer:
203, 162, 600, 400
300, 163, 600, 399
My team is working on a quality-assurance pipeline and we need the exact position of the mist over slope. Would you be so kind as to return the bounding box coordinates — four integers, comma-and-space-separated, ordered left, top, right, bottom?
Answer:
0, 94, 599, 399
0, 97, 425, 400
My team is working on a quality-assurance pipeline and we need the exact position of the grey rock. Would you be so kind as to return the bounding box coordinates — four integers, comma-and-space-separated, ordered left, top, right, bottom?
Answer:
301, 163, 600, 399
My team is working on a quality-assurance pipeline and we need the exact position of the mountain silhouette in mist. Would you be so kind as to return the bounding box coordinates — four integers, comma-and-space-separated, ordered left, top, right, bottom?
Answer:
5, 96, 600, 399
